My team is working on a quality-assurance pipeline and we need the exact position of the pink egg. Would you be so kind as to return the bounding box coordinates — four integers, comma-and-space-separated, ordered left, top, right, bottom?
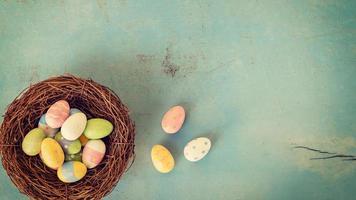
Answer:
161, 105, 185, 134
45, 100, 70, 128
82, 140, 106, 169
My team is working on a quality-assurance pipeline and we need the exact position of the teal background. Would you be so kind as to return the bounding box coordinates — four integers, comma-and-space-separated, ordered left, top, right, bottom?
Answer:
1, 0, 355, 199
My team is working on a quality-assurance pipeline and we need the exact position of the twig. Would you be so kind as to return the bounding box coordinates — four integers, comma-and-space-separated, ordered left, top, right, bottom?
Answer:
293, 145, 356, 161
311, 155, 355, 160
293, 146, 336, 154
343, 158, 356, 161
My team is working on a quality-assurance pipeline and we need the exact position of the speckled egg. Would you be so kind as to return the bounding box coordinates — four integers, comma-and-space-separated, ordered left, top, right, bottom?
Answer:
55, 132, 81, 154
40, 138, 64, 170
65, 152, 82, 162
161, 105, 185, 134
45, 100, 70, 128
184, 137, 211, 162
61, 112, 87, 141
38, 114, 59, 138
57, 161, 87, 183
22, 128, 46, 156
83, 118, 113, 139
151, 145, 175, 173
82, 140, 106, 168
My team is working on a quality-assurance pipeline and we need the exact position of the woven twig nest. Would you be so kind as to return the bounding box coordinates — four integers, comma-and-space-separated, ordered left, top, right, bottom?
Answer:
0, 74, 135, 199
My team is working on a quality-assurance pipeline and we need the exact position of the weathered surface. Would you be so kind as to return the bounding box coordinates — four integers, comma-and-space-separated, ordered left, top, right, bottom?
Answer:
0, 0, 355, 199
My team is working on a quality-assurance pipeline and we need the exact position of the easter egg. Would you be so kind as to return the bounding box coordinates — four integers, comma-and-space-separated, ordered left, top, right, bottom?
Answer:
45, 100, 70, 128
41, 138, 65, 170
79, 134, 89, 146
83, 118, 113, 139
161, 105, 185, 134
38, 114, 59, 138
184, 137, 211, 162
55, 132, 81, 154
22, 128, 46, 156
61, 112, 87, 141
65, 152, 82, 162
69, 108, 82, 115
82, 140, 106, 168
151, 145, 175, 173
57, 161, 87, 183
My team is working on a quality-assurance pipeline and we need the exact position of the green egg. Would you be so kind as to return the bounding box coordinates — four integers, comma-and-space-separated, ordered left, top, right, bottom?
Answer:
55, 132, 81, 154
83, 118, 113, 139
22, 128, 46, 156
65, 152, 82, 161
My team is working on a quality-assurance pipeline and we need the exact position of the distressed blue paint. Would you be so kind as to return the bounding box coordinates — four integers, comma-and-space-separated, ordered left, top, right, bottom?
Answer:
0, 0, 355, 199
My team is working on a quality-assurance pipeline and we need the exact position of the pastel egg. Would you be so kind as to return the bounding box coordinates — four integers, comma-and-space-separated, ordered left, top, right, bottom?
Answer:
69, 108, 82, 115
151, 145, 175, 173
83, 118, 113, 139
82, 140, 106, 168
45, 100, 70, 128
57, 161, 87, 183
61, 112, 87, 141
161, 105, 185, 134
38, 114, 59, 138
22, 128, 46, 156
184, 137, 211, 162
79, 134, 89, 146
65, 152, 82, 162
40, 138, 65, 170
55, 132, 81, 154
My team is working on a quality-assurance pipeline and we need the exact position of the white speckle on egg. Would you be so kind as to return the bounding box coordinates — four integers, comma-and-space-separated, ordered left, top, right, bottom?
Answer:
184, 137, 211, 162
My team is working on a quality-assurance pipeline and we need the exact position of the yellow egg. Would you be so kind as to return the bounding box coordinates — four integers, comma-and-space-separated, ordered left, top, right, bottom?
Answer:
22, 128, 46, 156
57, 161, 87, 183
41, 138, 64, 170
151, 145, 175, 173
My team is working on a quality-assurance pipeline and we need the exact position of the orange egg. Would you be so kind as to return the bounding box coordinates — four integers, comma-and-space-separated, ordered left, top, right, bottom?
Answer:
79, 135, 89, 146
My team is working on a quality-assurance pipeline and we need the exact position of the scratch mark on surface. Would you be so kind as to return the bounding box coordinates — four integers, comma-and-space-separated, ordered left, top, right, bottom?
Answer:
205, 59, 236, 74
295, 29, 356, 40
161, 47, 180, 78
29, 65, 40, 84
136, 54, 155, 64
96, 0, 110, 22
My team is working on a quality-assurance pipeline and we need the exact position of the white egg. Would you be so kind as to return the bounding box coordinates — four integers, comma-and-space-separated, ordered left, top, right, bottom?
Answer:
184, 137, 211, 162
61, 112, 87, 141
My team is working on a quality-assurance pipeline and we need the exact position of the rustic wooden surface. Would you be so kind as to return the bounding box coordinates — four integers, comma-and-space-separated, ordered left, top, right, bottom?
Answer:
0, 1, 355, 199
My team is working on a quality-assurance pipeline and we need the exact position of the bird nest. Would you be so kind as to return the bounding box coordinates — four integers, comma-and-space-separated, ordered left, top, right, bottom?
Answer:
0, 74, 135, 199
